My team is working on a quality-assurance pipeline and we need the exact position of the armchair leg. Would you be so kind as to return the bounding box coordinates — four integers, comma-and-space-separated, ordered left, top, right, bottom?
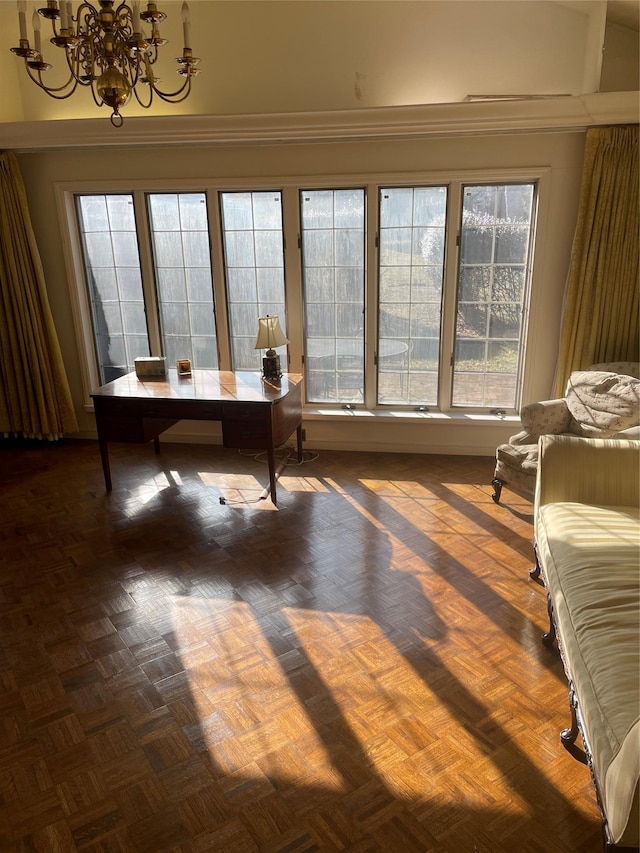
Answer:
491, 477, 505, 503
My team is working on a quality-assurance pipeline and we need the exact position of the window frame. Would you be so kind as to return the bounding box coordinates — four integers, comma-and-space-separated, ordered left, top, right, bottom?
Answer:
56, 166, 550, 416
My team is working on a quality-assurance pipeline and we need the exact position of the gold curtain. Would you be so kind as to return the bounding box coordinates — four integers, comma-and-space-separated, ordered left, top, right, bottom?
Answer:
554, 125, 639, 395
0, 151, 78, 439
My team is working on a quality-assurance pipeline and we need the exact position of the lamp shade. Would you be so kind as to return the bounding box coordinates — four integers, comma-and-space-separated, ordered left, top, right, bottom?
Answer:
254, 315, 289, 351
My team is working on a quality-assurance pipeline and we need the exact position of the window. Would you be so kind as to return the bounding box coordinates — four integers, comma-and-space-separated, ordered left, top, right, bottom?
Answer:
300, 189, 365, 403
69, 173, 538, 417
220, 191, 286, 371
147, 193, 218, 370
453, 184, 535, 407
378, 186, 447, 405
76, 194, 149, 384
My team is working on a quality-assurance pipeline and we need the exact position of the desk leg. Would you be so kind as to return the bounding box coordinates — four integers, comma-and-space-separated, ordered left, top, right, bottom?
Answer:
296, 423, 303, 462
267, 445, 277, 506
153, 437, 161, 454
97, 436, 112, 493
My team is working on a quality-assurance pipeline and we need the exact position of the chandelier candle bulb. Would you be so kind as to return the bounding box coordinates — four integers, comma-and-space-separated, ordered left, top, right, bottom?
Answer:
181, 2, 191, 51
17, 1, 27, 41
32, 11, 41, 53
59, 0, 68, 30
133, 1, 140, 31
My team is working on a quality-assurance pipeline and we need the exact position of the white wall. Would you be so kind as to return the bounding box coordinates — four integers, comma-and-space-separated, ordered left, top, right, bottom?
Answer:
0, 0, 605, 123
601, 20, 640, 91
16, 126, 585, 456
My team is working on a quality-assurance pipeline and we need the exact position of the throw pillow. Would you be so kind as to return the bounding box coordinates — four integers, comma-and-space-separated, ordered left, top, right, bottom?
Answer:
565, 371, 640, 438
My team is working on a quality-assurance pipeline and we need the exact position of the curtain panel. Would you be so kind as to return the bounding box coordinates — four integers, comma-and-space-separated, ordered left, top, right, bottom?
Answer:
0, 151, 78, 439
554, 125, 639, 395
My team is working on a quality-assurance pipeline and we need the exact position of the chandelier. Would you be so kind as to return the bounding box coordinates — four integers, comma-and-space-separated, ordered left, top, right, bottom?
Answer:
10, 1, 201, 127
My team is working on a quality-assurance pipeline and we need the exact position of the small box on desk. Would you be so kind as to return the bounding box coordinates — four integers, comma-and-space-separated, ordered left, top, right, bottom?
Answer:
134, 357, 167, 379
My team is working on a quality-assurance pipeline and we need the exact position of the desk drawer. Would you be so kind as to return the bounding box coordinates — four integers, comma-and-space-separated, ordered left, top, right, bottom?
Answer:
222, 403, 267, 422
222, 419, 269, 448
99, 400, 223, 420
100, 416, 145, 442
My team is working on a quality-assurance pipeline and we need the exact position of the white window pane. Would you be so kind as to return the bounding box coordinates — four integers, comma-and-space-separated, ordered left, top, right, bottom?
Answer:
334, 189, 364, 228
303, 230, 334, 267
225, 231, 255, 268
183, 231, 210, 267
112, 232, 141, 268
416, 227, 445, 265
162, 303, 190, 335
157, 268, 187, 302
230, 302, 261, 338
148, 194, 180, 230
227, 268, 257, 302
380, 188, 414, 227
79, 196, 109, 231
186, 268, 214, 302
164, 335, 192, 365
91, 268, 118, 301
190, 304, 216, 336
335, 229, 364, 267
413, 187, 447, 226
122, 306, 148, 335
84, 233, 114, 268
154, 231, 184, 268
117, 268, 143, 301
223, 193, 253, 230
106, 196, 136, 230
97, 303, 123, 335
257, 268, 285, 304
254, 231, 283, 267
180, 193, 208, 230
495, 227, 530, 264
252, 193, 282, 229
304, 268, 335, 302
192, 337, 218, 368
379, 267, 410, 302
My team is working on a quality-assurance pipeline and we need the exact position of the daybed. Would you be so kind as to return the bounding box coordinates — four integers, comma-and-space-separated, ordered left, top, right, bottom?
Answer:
533, 434, 640, 851
492, 361, 640, 502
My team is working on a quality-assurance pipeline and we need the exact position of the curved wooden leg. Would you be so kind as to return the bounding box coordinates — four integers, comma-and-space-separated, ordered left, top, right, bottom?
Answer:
542, 594, 557, 647
560, 688, 580, 744
529, 556, 541, 580
491, 477, 505, 503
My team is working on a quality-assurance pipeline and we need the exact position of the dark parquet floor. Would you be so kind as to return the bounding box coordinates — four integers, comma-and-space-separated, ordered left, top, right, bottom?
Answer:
0, 438, 603, 852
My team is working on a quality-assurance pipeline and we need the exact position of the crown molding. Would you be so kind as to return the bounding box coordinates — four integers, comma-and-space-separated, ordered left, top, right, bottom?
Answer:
1, 92, 637, 152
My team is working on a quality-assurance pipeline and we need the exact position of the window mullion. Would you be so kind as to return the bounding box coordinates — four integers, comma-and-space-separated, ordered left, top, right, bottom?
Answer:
439, 180, 462, 412
208, 191, 231, 369
281, 186, 302, 375
364, 183, 378, 410
133, 191, 162, 357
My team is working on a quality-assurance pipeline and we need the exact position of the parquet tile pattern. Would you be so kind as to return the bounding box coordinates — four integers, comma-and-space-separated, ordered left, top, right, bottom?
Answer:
0, 438, 603, 852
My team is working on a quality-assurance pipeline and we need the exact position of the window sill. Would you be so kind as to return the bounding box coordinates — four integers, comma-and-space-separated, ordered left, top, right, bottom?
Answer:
302, 407, 520, 426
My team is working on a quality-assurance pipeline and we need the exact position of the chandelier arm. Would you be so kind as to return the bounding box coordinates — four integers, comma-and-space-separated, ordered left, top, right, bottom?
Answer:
148, 76, 194, 104
25, 63, 81, 98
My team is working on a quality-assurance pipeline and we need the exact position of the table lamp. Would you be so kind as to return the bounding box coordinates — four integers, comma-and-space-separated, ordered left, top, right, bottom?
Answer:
255, 315, 289, 382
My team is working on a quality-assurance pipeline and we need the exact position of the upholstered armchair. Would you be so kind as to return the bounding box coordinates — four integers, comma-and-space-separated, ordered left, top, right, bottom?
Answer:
491, 361, 640, 503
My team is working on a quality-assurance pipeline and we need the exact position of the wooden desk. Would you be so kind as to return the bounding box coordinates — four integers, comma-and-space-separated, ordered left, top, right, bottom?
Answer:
91, 370, 303, 505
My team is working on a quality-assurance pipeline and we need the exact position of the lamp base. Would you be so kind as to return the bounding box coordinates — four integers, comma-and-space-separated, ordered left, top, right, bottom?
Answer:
262, 351, 282, 382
